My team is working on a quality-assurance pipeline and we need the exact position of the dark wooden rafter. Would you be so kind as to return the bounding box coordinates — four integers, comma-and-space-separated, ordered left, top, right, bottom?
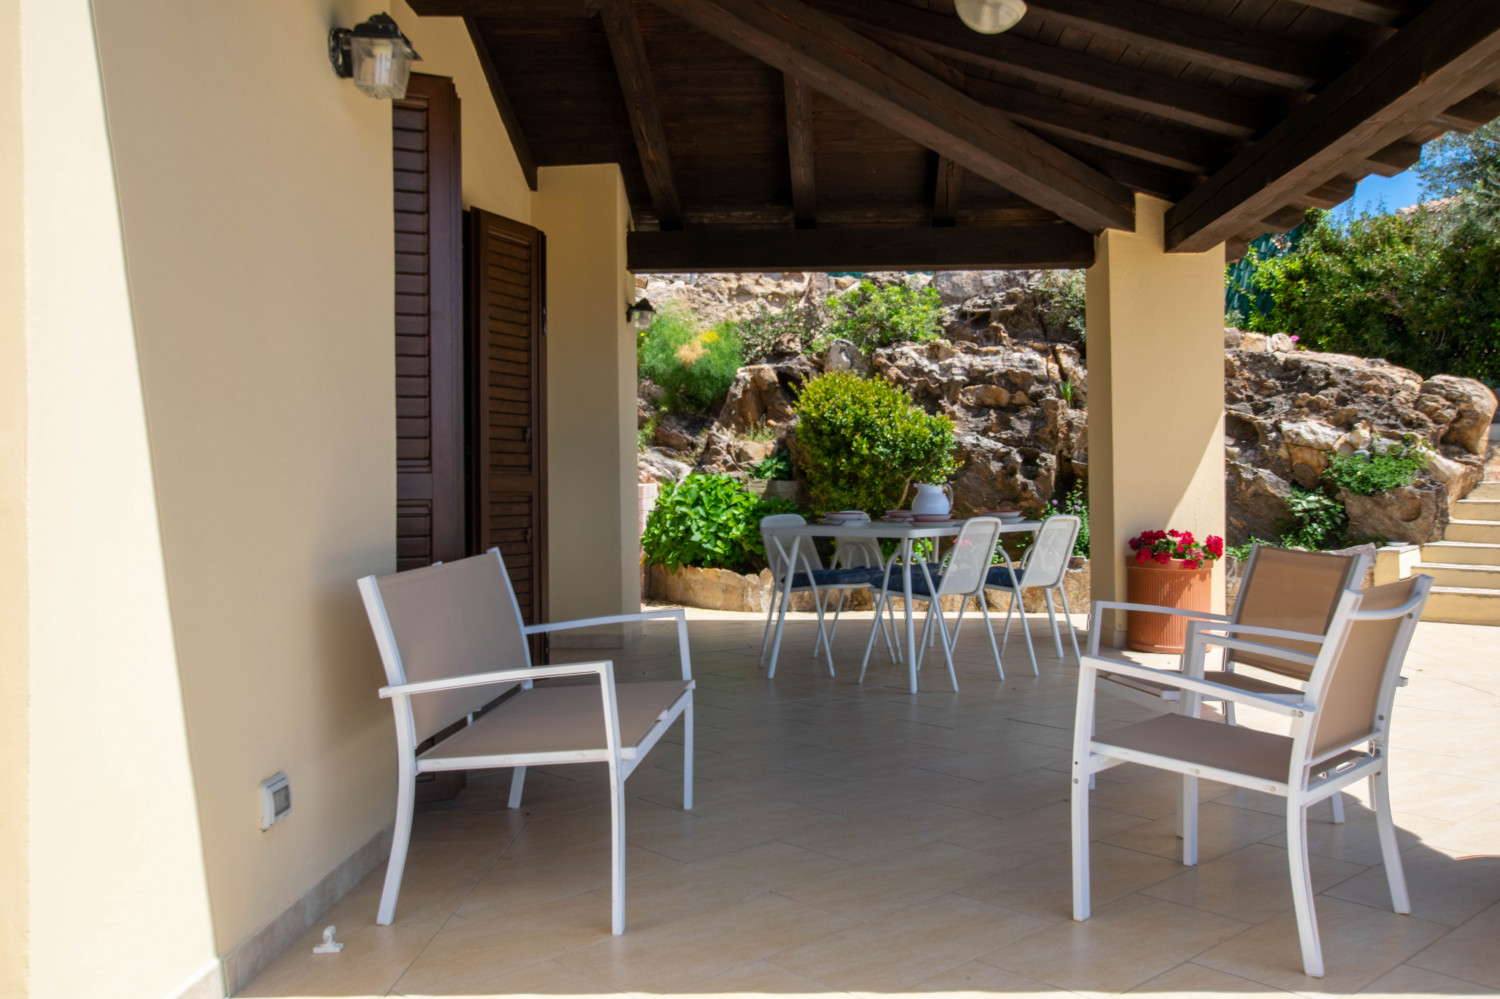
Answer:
783, 73, 817, 228
598, 0, 683, 229
463, 16, 537, 190
811, 0, 1265, 139
1167, 0, 1500, 252
645, 0, 1135, 233
628, 224, 1095, 272
1022, 0, 1326, 89
1283, 0, 1412, 26
1433, 89, 1500, 131
932, 157, 963, 227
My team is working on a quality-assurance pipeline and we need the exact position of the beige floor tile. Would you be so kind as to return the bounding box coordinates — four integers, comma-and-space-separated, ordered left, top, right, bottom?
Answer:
1388, 772, 1500, 825
239, 913, 441, 997
981, 893, 1252, 994
1101, 800, 1288, 864
1422, 803, 1500, 858
900, 958, 1079, 998
777, 839, 1023, 921
1356, 962, 1500, 996
1142, 842, 1367, 924
689, 958, 847, 996
1125, 960, 1295, 996
453, 842, 679, 923
1323, 845, 1500, 928
783, 799, 991, 863
1261, 811, 1435, 868
554, 890, 854, 992
961, 843, 1185, 923
393, 957, 613, 997
1407, 901, 1500, 989
1194, 895, 1451, 994
769, 893, 1051, 991
942, 800, 1149, 867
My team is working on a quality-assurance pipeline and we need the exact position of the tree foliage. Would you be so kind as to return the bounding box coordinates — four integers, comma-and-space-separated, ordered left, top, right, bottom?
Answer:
820, 278, 945, 353
637, 300, 746, 413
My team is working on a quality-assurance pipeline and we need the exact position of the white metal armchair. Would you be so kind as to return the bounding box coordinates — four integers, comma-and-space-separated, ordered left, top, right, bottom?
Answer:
1071, 575, 1432, 977
357, 548, 695, 936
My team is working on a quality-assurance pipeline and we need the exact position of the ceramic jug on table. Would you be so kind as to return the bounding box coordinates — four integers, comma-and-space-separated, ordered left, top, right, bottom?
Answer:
910, 483, 953, 517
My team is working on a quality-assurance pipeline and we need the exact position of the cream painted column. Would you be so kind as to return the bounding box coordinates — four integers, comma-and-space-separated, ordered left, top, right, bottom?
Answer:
532, 164, 641, 638
1088, 195, 1227, 645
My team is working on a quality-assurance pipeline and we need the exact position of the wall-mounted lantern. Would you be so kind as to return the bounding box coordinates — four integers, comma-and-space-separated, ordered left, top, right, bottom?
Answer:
625, 299, 656, 331
328, 13, 422, 100
955, 0, 1027, 34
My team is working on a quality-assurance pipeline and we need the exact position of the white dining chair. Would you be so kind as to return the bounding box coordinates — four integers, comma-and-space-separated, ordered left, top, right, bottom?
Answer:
981, 514, 1082, 674
758, 514, 883, 676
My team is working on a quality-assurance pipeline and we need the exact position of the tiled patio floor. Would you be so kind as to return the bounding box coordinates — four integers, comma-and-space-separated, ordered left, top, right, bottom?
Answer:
243, 608, 1500, 998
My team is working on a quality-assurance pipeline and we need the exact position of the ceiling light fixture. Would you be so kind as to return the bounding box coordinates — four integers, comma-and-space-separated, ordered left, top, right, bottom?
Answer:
955, 0, 1027, 35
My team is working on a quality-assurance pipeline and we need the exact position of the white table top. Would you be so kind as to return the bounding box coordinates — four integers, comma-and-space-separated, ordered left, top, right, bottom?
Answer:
766, 518, 1043, 539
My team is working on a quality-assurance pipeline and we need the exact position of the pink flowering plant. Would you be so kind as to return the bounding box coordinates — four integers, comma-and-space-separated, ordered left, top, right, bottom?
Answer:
1128, 529, 1225, 570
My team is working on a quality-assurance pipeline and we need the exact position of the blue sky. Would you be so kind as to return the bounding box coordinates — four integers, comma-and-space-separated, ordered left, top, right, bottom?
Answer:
1342, 170, 1424, 215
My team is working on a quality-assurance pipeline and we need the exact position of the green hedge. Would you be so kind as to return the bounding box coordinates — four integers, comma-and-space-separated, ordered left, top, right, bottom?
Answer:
642, 473, 799, 573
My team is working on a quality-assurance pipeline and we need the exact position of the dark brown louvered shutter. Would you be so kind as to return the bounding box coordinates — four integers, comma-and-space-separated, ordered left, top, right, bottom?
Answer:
467, 209, 548, 646
394, 74, 464, 571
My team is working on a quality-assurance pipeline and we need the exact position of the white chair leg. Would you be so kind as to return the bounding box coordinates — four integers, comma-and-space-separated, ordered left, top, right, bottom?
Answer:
1017, 590, 1039, 676
1043, 589, 1064, 659
758, 586, 779, 667
1000, 591, 1016, 653
376, 768, 416, 925
935, 608, 959, 692
1287, 799, 1325, 977
860, 593, 886, 681
682, 702, 694, 811
1058, 585, 1083, 665
1329, 791, 1346, 824
1179, 774, 1199, 866
609, 762, 626, 936
878, 589, 898, 661
979, 599, 1004, 680
1371, 768, 1410, 913
507, 766, 527, 809
1071, 762, 1091, 921
951, 600, 968, 646
828, 589, 846, 645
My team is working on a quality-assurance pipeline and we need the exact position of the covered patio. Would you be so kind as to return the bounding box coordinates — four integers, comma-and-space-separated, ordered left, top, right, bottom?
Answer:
241, 609, 1500, 997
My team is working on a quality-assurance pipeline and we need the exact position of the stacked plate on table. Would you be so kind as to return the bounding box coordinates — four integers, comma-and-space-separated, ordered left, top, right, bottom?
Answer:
985, 509, 1026, 524
820, 510, 870, 526
913, 513, 955, 524
883, 509, 916, 523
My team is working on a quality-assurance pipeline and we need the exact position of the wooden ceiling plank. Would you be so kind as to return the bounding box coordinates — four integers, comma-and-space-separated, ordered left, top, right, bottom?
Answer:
1023, 0, 1324, 89
409, 0, 595, 14
646, 0, 1135, 232
1432, 89, 1500, 131
783, 73, 818, 228
1362, 138, 1422, 177
1278, 0, 1410, 26
1165, 0, 1500, 252
628, 223, 1096, 271
599, 0, 683, 229
464, 16, 538, 190
933, 157, 964, 226
811, 0, 1265, 138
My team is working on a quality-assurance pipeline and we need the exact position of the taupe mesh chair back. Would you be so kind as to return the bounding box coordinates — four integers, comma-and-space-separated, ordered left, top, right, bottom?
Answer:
940, 517, 1003, 595
370, 552, 529, 744
1230, 547, 1365, 681
1308, 577, 1419, 758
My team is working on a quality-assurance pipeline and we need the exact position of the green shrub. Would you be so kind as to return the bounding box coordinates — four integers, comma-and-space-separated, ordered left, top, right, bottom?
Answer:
792, 371, 957, 514
641, 473, 799, 573
729, 298, 827, 360
1278, 487, 1348, 551
821, 278, 945, 353
1323, 436, 1430, 496
748, 450, 793, 480
1036, 270, 1087, 342
1044, 481, 1090, 558
637, 301, 746, 413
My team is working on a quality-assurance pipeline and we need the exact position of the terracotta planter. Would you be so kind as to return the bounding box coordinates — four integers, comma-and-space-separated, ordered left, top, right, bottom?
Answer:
1125, 559, 1214, 654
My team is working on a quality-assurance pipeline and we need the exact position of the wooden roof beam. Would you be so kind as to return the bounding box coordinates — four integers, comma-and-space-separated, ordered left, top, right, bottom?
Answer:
811, 0, 1264, 139
1023, 0, 1325, 90
1165, 0, 1500, 253
599, 0, 683, 229
1432, 89, 1500, 132
933, 157, 963, 227
1280, 0, 1411, 26
646, 0, 1134, 233
628, 224, 1095, 271
783, 74, 817, 229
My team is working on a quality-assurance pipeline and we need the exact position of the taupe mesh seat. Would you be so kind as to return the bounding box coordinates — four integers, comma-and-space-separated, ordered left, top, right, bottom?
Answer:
358, 548, 694, 936
1072, 575, 1432, 979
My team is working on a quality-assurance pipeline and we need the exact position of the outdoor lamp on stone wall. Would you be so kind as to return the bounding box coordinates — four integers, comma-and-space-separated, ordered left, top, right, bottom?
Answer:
329, 13, 422, 100
626, 299, 656, 331
955, 0, 1027, 34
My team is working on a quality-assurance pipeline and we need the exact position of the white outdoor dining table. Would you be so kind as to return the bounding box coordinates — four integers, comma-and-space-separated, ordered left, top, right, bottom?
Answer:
764, 519, 1043, 694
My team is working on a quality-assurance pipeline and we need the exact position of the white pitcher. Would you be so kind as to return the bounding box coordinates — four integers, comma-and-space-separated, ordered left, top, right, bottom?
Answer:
910, 482, 953, 517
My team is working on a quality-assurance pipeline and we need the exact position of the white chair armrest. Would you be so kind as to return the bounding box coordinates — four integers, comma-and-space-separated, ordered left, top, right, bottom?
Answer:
522, 607, 692, 681
380, 661, 612, 699
1087, 600, 1230, 654
1083, 655, 1309, 718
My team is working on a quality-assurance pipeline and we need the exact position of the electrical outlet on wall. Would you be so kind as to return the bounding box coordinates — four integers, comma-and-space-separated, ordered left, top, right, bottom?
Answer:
260, 772, 292, 830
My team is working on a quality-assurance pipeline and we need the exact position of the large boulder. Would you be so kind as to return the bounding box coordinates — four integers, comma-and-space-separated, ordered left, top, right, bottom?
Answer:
1225, 461, 1294, 542
1341, 482, 1449, 544
716, 364, 797, 434
1419, 374, 1497, 456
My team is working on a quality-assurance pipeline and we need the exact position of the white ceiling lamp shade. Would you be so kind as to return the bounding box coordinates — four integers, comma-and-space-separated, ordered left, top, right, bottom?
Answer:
955, 0, 1028, 34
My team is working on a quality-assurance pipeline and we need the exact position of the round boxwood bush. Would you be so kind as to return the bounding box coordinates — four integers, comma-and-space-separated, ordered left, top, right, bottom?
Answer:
637, 301, 745, 413
792, 371, 958, 515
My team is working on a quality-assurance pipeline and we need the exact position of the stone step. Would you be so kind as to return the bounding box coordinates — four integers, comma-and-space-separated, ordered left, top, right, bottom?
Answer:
1444, 520, 1500, 544
1423, 586, 1500, 625
1453, 498, 1500, 521
1420, 541, 1500, 566
1414, 562, 1500, 589
1468, 481, 1500, 501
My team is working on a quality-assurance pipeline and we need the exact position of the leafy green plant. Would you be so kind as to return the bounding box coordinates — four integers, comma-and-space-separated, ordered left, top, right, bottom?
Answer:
1036, 270, 1087, 342
1278, 487, 1348, 551
641, 472, 799, 573
1323, 436, 1430, 496
748, 449, 793, 481
1044, 481, 1090, 558
820, 278, 945, 353
637, 301, 746, 413
739, 421, 776, 443
792, 371, 958, 515
729, 298, 827, 360
637, 413, 661, 454
1225, 538, 1276, 562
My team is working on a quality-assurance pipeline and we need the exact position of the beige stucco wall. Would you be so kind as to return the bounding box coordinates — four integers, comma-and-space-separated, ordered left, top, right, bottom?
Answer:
0, 0, 28, 993
533, 164, 642, 627
84, 0, 534, 971
1087, 194, 1227, 642
21, 2, 221, 997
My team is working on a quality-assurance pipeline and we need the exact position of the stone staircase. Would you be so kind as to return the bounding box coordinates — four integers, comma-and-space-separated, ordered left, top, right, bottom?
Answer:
1416, 474, 1500, 623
